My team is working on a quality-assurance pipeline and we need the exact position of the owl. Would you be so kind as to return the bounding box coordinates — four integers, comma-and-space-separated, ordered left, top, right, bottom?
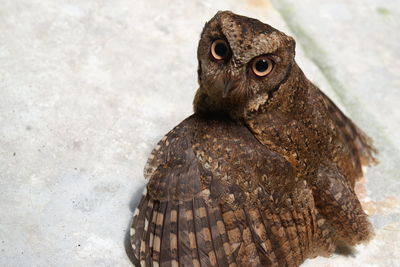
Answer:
129, 11, 377, 267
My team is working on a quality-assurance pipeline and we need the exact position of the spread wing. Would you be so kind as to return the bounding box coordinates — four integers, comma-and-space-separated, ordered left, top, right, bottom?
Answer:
319, 90, 378, 167
313, 163, 373, 247
130, 115, 324, 267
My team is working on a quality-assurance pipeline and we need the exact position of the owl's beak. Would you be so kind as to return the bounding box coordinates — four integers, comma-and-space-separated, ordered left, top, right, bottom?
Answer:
223, 80, 234, 98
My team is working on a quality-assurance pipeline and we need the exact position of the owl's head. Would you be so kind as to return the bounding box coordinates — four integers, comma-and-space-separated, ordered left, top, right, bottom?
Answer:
194, 11, 296, 118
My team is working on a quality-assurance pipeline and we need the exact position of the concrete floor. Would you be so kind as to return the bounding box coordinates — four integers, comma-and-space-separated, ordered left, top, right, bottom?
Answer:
0, 0, 399, 266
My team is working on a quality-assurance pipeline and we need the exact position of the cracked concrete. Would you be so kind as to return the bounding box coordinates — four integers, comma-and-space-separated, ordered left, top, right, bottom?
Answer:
0, 0, 398, 266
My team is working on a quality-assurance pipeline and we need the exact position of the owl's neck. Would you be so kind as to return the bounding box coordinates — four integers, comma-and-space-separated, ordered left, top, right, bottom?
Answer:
243, 63, 333, 175
244, 63, 319, 121
193, 86, 247, 120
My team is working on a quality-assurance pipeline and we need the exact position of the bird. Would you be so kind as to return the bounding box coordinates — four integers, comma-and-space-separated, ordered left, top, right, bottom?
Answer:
129, 11, 377, 267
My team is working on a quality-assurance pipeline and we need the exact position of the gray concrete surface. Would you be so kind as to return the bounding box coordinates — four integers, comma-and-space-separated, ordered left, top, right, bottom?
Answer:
0, 0, 398, 266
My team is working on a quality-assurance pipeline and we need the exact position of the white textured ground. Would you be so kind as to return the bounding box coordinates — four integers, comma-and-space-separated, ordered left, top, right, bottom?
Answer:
0, 0, 399, 266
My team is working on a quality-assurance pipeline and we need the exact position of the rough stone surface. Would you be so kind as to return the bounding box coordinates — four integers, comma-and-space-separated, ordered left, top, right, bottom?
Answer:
0, 0, 398, 266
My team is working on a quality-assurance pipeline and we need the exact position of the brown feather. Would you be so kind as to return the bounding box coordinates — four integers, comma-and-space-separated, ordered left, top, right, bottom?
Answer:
130, 10, 377, 267
131, 115, 320, 266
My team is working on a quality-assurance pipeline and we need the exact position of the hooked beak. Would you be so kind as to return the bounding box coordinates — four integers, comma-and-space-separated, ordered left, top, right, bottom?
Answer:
222, 75, 240, 98
223, 80, 234, 98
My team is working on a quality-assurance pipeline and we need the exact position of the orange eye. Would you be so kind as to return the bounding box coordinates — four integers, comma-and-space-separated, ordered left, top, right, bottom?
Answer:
251, 56, 274, 77
210, 39, 230, 61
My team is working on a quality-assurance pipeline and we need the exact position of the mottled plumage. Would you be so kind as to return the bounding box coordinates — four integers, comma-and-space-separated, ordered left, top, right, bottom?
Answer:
130, 11, 377, 267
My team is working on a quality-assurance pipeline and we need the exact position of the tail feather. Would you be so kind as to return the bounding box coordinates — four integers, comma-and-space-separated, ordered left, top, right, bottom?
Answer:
130, 192, 150, 261
131, 192, 322, 266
